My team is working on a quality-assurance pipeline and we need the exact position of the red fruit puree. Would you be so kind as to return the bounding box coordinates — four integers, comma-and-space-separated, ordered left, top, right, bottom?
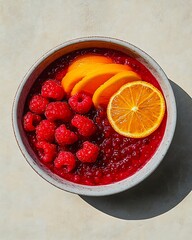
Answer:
24, 48, 167, 186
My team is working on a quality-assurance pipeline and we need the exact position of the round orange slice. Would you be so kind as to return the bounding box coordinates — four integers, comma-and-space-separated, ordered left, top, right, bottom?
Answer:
92, 71, 141, 108
107, 81, 166, 138
68, 54, 113, 71
71, 64, 131, 96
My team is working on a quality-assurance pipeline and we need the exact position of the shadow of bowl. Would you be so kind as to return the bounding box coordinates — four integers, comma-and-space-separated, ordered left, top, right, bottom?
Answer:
81, 81, 192, 219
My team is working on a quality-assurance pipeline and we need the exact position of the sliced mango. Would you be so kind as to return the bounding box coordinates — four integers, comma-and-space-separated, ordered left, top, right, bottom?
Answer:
62, 63, 109, 94
71, 64, 131, 96
92, 71, 141, 108
68, 54, 113, 72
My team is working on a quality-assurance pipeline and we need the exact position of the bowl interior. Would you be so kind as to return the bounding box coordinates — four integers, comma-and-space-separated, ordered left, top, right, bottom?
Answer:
13, 37, 176, 196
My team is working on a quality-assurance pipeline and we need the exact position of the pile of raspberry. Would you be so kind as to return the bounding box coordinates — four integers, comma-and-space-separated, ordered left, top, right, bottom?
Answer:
23, 79, 100, 173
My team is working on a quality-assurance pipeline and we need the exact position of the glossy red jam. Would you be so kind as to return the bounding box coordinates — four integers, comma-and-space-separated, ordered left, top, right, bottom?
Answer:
24, 48, 167, 185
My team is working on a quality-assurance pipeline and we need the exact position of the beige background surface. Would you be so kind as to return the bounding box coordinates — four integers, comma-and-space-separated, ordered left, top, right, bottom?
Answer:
0, 0, 192, 239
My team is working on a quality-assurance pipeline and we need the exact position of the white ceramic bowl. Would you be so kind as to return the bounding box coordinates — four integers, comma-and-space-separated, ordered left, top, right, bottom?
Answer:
12, 37, 177, 196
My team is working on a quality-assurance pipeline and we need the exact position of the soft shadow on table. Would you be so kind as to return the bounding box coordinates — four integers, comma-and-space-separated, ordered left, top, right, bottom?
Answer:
80, 81, 192, 220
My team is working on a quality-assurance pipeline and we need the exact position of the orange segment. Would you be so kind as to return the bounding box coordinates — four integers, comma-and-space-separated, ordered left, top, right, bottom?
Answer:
107, 81, 166, 138
92, 71, 141, 108
68, 54, 113, 71
71, 64, 131, 96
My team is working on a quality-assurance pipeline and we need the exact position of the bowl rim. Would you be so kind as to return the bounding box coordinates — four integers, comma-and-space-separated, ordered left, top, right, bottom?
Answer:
12, 36, 177, 196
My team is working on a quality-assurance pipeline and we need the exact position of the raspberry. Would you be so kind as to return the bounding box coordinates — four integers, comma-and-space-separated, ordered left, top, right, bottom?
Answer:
54, 151, 76, 172
36, 141, 57, 163
55, 124, 78, 145
76, 141, 99, 163
41, 79, 65, 101
71, 114, 96, 137
23, 112, 41, 131
68, 92, 92, 114
36, 120, 56, 142
45, 102, 72, 122
29, 94, 49, 114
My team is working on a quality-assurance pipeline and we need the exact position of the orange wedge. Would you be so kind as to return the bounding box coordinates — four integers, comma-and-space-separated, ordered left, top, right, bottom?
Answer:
71, 64, 131, 96
62, 63, 107, 94
68, 54, 113, 71
92, 71, 141, 108
107, 81, 166, 138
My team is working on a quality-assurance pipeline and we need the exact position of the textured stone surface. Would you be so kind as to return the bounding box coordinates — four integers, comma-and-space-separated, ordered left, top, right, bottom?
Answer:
0, 0, 192, 239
